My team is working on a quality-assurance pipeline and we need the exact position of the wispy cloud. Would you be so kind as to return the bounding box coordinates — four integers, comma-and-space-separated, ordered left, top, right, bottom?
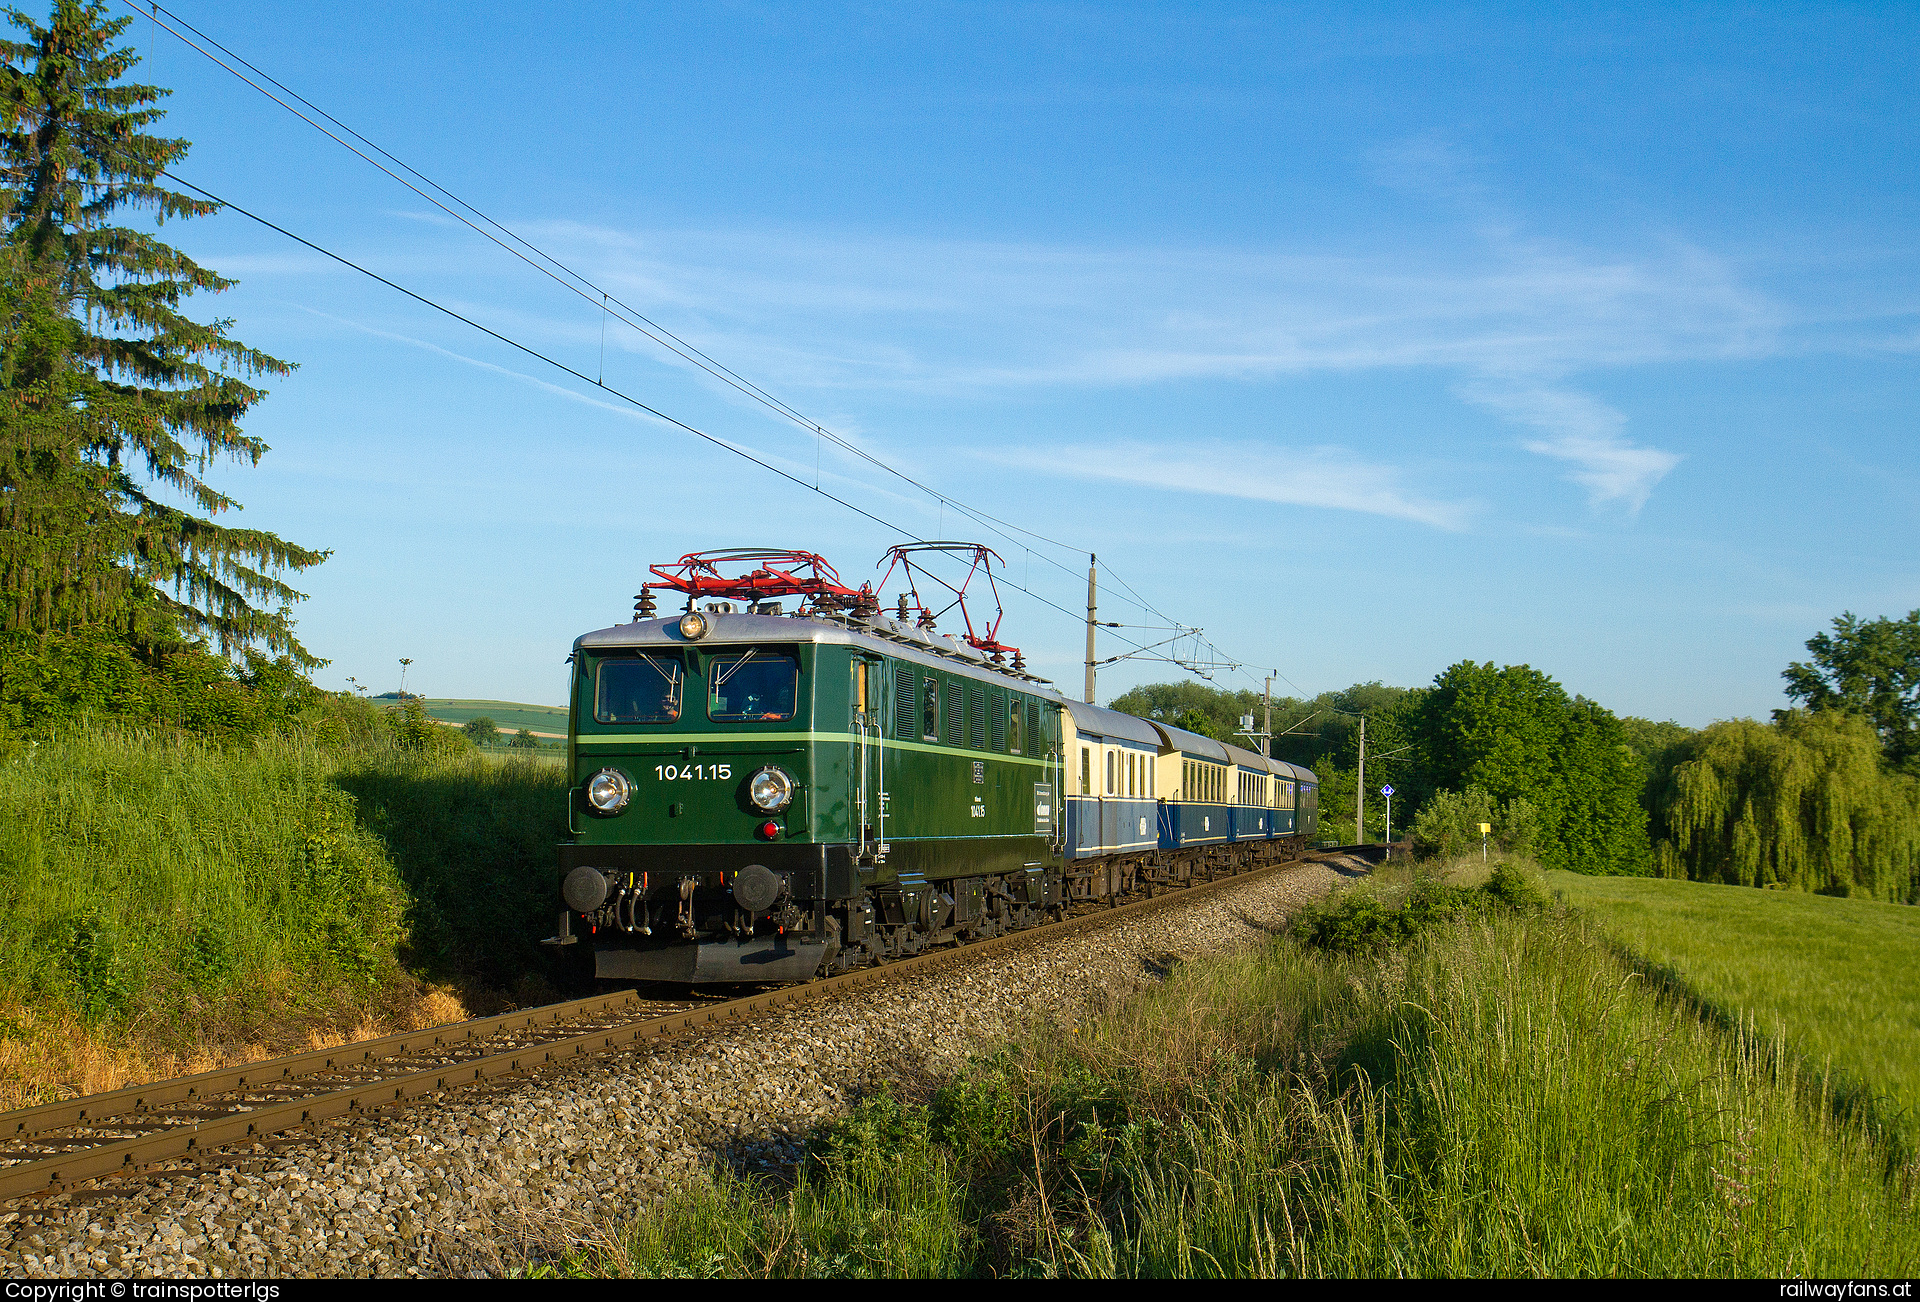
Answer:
1453, 379, 1682, 510
251, 149, 1838, 521
493, 207, 1779, 514
983, 440, 1476, 531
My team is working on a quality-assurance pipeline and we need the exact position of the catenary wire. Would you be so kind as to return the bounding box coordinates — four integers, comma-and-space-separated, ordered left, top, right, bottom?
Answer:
119, 0, 1270, 680
7, 35, 1276, 692
115, 0, 1191, 631
62, 142, 1170, 664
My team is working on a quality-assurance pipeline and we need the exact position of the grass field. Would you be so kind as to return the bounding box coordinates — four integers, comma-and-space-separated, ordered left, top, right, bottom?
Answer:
0, 723, 574, 1108
1549, 870, 1920, 1148
550, 871, 1919, 1279
421, 699, 568, 738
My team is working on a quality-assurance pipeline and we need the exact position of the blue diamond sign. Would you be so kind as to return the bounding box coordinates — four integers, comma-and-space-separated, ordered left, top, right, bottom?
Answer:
1380, 784, 1394, 797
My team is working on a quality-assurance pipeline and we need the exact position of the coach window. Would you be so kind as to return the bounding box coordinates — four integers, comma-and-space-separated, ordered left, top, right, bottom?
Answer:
1106, 749, 1116, 795
1080, 746, 1091, 795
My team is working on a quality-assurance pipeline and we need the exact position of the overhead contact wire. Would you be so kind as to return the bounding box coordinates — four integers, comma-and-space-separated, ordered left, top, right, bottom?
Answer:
118, 0, 1188, 631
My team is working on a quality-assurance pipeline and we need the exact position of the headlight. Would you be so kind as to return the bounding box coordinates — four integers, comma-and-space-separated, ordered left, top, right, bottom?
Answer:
585, 768, 632, 814
748, 765, 796, 812
677, 611, 709, 640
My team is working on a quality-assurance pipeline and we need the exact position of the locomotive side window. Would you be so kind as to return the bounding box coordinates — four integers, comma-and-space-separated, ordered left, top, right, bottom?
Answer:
594, 654, 684, 724
707, 652, 799, 721
922, 677, 940, 741
1008, 700, 1024, 754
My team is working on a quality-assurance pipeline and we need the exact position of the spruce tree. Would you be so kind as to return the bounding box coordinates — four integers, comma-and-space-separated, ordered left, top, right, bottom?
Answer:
0, 0, 324, 663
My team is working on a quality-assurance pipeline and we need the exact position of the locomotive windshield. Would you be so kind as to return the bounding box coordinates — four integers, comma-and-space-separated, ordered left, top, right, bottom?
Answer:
594, 654, 684, 724
708, 651, 799, 721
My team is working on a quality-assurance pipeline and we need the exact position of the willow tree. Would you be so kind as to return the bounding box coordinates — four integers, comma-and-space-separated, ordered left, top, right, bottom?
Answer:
1649, 710, 1920, 903
0, 0, 323, 663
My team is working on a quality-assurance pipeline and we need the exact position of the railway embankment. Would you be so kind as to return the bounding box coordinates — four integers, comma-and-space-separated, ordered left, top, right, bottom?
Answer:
0, 721, 569, 1111
0, 859, 1351, 1277
553, 862, 1920, 1279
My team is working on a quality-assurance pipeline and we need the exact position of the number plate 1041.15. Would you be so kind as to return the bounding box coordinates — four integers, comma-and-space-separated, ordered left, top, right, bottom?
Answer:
653, 763, 734, 781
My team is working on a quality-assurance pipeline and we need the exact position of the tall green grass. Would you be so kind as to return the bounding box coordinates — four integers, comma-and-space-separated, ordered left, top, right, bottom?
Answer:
562, 883, 1918, 1278
0, 723, 570, 1032
1549, 869, 1920, 1152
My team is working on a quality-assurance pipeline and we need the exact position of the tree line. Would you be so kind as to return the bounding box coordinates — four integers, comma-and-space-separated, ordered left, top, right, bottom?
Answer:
1113, 609, 1920, 903
1111, 663, 1650, 876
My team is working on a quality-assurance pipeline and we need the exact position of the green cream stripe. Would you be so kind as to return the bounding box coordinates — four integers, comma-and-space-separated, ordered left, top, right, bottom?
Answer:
573, 732, 1058, 769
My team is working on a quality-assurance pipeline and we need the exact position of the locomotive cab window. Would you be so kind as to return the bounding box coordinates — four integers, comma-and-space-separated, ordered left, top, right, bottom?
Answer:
706, 651, 799, 721
595, 654, 685, 724
923, 677, 940, 741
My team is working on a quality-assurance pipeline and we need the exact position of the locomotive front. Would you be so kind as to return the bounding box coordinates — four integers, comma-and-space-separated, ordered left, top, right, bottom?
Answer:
550, 605, 860, 982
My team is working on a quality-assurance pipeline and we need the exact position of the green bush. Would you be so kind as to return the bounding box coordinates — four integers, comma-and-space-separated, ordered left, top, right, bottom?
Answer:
1411, 785, 1542, 861
1288, 864, 1546, 955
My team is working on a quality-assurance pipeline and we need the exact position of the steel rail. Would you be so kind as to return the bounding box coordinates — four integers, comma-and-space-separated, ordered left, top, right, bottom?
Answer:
0, 853, 1303, 1203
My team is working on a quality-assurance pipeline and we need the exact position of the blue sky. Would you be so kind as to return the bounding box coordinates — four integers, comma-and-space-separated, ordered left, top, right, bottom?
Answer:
117, 1, 1919, 722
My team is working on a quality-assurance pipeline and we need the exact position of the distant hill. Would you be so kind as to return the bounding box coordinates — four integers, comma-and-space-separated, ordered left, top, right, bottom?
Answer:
421, 699, 568, 739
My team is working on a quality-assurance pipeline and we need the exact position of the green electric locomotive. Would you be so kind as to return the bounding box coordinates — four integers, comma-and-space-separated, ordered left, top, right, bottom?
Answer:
547, 549, 1317, 982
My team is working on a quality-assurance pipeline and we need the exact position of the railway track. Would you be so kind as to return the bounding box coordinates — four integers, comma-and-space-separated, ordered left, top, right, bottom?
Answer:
0, 853, 1328, 1206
